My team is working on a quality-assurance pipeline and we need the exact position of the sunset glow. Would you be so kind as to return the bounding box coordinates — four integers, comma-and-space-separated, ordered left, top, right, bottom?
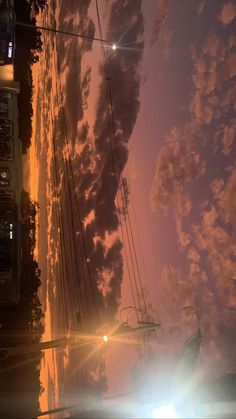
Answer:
10, 0, 236, 417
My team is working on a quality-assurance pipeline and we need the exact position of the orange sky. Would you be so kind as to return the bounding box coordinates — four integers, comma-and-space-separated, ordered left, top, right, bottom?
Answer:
25, 0, 236, 415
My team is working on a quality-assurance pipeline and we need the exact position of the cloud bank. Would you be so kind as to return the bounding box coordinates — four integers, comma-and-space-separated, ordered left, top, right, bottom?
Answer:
150, 1, 236, 376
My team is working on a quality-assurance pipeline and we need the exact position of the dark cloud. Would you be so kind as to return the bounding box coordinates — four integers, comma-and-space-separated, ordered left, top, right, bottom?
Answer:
57, 1, 95, 55
56, 1, 94, 127
79, 17, 96, 53
82, 66, 92, 110
63, 44, 83, 139
79, 121, 89, 144
91, 0, 144, 313
52, 1, 145, 318
76, 0, 145, 316
105, 239, 123, 266
77, 0, 92, 17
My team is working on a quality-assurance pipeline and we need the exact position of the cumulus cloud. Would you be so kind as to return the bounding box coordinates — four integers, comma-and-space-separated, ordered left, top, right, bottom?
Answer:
150, 25, 236, 251
187, 248, 200, 263
81, 66, 92, 111
55, 1, 95, 144
193, 220, 236, 365
222, 169, 236, 226
150, 12, 236, 374
221, 122, 236, 155
218, 1, 236, 25
160, 197, 236, 373
150, 123, 205, 249
66, 0, 146, 319
190, 31, 236, 125
150, 125, 205, 212
210, 171, 236, 228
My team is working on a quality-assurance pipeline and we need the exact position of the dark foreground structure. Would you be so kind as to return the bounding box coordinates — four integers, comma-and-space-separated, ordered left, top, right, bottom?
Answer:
0, 0, 22, 306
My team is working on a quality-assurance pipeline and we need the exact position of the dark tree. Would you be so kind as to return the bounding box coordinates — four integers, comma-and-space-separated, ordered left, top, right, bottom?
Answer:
0, 190, 44, 418
14, 0, 46, 152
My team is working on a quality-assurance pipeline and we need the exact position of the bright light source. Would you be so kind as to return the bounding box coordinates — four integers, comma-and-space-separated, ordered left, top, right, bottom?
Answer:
112, 43, 117, 50
103, 335, 109, 343
153, 404, 179, 419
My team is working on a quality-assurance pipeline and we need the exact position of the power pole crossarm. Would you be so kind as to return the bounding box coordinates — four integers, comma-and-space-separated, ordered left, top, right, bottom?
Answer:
111, 323, 161, 337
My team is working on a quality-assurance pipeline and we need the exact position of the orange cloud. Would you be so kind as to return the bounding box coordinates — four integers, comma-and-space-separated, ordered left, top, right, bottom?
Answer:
190, 31, 236, 125
222, 123, 236, 155
218, 1, 236, 25
150, 124, 205, 213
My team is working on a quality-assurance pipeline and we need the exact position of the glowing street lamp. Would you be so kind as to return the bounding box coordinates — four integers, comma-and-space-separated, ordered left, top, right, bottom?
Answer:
103, 335, 109, 343
112, 43, 117, 50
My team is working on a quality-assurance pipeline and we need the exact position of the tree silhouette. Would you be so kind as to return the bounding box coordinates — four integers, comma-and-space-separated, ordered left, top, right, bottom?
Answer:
0, 190, 44, 417
14, 0, 46, 152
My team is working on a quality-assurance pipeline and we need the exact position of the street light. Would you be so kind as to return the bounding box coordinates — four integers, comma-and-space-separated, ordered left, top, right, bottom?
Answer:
103, 335, 109, 343
112, 43, 117, 50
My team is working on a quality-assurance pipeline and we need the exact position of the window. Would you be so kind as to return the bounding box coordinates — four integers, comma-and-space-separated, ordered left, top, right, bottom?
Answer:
0, 90, 12, 99
0, 189, 14, 202
0, 97, 8, 117
0, 120, 13, 160
0, 270, 11, 283
0, 167, 9, 185
0, 219, 13, 239
0, 247, 12, 269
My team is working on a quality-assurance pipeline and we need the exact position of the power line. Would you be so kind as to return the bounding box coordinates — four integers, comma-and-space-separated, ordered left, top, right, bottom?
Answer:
95, 0, 148, 319
38, 21, 100, 329
52, 37, 101, 323
94, 0, 141, 314
35, 37, 70, 331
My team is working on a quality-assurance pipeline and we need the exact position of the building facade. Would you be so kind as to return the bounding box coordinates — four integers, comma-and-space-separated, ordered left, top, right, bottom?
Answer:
0, 82, 22, 305
0, 0, 22, 305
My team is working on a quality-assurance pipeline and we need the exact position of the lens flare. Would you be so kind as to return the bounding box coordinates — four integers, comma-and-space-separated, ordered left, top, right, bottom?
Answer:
153, 404, 179, 418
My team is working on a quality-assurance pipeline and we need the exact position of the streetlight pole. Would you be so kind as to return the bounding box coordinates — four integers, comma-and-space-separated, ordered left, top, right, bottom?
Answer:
0, 323, 161, 360
15, 21, 113, 47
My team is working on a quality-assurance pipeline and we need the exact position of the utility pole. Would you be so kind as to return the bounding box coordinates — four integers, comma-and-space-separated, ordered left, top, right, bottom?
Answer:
15, 21, 113, 47
0, 323, 160, 360
0, 333, 95, 360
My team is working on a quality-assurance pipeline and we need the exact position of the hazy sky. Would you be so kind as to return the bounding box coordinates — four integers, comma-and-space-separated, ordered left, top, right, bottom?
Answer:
28, 0, 236, 413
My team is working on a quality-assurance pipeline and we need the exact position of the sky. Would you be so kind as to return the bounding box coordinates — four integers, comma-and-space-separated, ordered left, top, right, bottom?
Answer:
26, 0, 236, 415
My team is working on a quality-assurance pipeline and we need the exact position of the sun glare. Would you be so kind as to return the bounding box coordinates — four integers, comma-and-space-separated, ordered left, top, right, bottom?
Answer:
153, 404, 179, 419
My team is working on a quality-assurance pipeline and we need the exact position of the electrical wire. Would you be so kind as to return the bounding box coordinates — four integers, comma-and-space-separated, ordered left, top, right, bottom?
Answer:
95, 0, 148, 319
